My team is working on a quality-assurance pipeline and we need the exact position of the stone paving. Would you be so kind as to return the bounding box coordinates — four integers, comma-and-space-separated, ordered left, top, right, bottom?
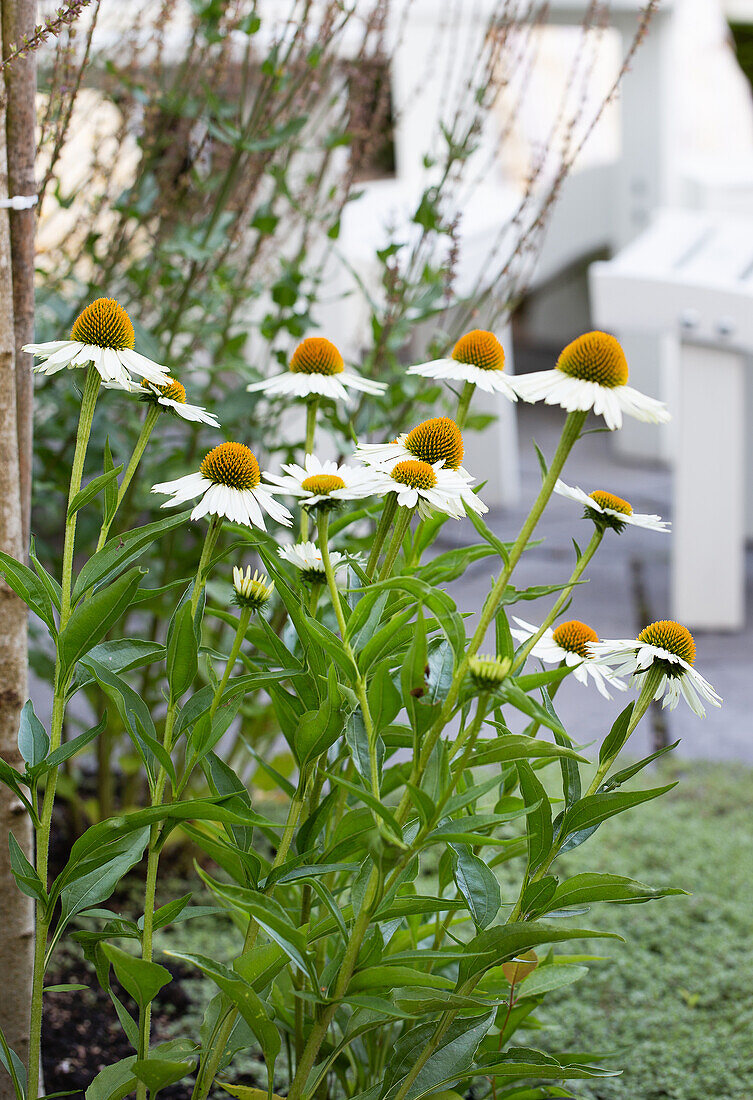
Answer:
442, 402, 753, 763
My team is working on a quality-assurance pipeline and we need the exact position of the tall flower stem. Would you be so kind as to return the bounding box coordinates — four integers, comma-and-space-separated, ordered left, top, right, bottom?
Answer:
317, 512, 381, 802
300, 397, 319, 541
209, 606, 252, 724
399, 410, 587, 811
283, 412, 588, 1100
455, 380, 476, 430
96, 404, 160, 551
366, 493, 397, 579
510, 527, 604, 673
506, 664, 664, 923
192, 779, 309, 1100
136, 516, 223, 1100
378, 504, 412, 581
28, 365, 101, 1100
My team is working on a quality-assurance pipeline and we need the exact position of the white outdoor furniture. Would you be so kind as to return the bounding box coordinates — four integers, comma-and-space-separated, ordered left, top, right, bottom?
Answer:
331, 0, 676, 508
590, 207, 753, 631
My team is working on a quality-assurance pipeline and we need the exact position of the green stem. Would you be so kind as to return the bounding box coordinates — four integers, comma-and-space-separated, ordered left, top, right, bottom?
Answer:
95, 404, 160, 552
60, 366, 101, 621
245, 414, 586, 1100
135, 517, 222, 1100
395, 410, 587, 821
584, 665, 663, 797
366, 493, 397, 579
192, 783, 308, 1100
378, 504, 412, 581
317, 513, 381, 803
455, 380, 476, 430
300, 397, 319, 542
209, 606, 252, 723
286, 874, 381, 1100
511, 527, 604, 673
507, 665, 664, 922
28, 365, 101, 1100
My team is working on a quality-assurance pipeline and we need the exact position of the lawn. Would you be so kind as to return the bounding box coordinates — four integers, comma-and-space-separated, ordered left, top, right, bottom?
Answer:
536, 759, 753, 1099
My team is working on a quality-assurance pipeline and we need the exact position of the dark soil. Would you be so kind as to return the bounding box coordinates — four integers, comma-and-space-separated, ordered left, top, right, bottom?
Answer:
42, 956, 192, 1100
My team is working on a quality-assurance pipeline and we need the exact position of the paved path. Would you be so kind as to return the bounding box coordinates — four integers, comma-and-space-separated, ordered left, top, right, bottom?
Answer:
442, 403, 753, 763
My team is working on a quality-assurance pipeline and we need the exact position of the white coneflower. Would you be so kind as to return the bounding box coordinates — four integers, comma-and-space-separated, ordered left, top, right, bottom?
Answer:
514, 331, 670, 431
468, 654, 512, 690
355, 415, 467, 472
152, 442, 292, 529
264, 454, 379, 509
592, 620, 721, 717
554, 480, 669, 534
135, 379, 219, 426
371, 458, 486, 520
278, 540, 346, 585
247, 337, 385, 403
511, 617, 626, 700
232, 566, 274, 611
24, 298, 173, 392
407, 329, 519, 399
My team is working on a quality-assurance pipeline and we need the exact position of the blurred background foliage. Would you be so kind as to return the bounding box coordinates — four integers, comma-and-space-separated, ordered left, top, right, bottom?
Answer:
29, 0, 632, 827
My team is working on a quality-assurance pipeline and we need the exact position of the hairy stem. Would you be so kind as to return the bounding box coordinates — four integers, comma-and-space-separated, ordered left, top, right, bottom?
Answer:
95, 404, 160, 552
455, 380, 476, 430
511, 526, 604, 673
28, 365, 100, 1099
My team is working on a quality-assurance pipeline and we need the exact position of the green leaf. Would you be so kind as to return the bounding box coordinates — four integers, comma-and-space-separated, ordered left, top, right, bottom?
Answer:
72, 509, 191, 601
0, 759, 36, 822
58, 827, 150, 926
74, 639, 165, 693
0, 1025, 27, 1100
382, 1010, 495, 1100
18, 699, 49, 768
59, 567, 143, 676
132, 1058, 194, 1096
460, 1048, 619, 1084
366, 663, 401, 731
451, 845, 501, 929
85, 1040, 195, 1100
471, 736, 585, 769
0, 549, 57, 633
598, 701, 636, 764
559, 783, 677, 853
102, 943, 171, 1010
67, 465, 123, 521
324, 771, 402, 840
166, 952, 280, 1074
519, 876, 558, 918
547, 872, 686, 911
516, 761, 552, 876
9, 832, 47, 903
30, 538, 61, 611
166, 595, 199, 701
86, 661, 171, 785
516, 963, 589, 998
457, 923, 622, 987
601, 739, 681, 791
45, 714, 108, 769
496, 683, 567, 737
295, 667, 345, 766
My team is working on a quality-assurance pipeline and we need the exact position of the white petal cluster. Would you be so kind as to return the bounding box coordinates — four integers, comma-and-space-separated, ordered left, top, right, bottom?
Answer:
511, 617, 626, 700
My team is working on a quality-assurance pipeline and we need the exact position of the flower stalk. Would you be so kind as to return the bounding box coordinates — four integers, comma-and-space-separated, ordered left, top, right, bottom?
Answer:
28, 364, 101, 1100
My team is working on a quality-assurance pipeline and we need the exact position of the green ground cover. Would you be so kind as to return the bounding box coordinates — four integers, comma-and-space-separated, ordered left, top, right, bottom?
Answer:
535, 760, 753, 1099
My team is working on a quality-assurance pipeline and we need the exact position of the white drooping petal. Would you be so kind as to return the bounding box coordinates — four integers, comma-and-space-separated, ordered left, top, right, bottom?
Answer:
248, 365, 385, 404
406, 357, 521, 399
515, 370, 670, 430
